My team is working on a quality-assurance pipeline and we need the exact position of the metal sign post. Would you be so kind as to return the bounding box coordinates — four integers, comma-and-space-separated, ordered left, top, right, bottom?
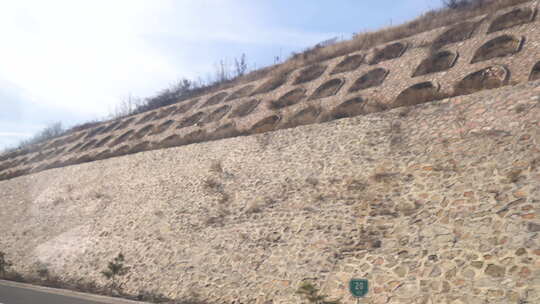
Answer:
349, 278, 368, 303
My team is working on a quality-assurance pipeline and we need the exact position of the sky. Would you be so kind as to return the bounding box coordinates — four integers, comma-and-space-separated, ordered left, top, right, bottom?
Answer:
0, 0, 442, 150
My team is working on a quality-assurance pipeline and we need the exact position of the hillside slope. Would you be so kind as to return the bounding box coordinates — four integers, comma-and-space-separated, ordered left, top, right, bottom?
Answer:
1, 80, 539, 303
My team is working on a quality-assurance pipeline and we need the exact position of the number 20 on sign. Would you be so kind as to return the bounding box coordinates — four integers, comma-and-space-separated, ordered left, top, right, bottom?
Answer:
349, 278, 368, 303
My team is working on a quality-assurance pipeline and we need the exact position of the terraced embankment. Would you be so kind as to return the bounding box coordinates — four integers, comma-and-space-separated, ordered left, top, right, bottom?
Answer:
0, 1, 539, 304
1, 80, 539, 303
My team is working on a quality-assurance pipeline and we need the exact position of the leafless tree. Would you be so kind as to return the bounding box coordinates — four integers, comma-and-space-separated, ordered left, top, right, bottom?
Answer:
234, 53, 248, 77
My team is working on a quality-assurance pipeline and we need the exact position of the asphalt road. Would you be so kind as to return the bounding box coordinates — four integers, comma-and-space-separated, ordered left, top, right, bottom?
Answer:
0, 280, 145, 304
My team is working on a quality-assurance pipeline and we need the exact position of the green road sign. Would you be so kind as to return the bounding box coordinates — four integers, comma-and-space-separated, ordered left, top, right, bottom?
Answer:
349, 278, 369, 298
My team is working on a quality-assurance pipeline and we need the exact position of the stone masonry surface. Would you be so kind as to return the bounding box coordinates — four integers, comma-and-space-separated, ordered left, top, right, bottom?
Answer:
1, 1, 540, 180
0, 80, 539, 303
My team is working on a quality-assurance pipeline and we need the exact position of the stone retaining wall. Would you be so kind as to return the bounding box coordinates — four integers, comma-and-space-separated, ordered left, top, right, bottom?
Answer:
1, 1, 540, 181
0, 81, 539, 303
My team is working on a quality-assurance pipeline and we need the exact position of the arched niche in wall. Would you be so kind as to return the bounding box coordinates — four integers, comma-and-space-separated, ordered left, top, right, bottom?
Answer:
270, 88, 307, 109
394, 82, 442, 107
368, 42, 407, 65
0, 152, 16, 163
177, 112, 205, 129
229, 99, 261, 118
94, 149, 112, 161
13, 156, 31, 167
471, 35, 523, 64
251, 71, 291, 95
0, 160, 14, 172
181, 129, 208, 146
100, 121, 121, 134
349, 68, 388, 93
413, 51, 458, 77
172, 99, 199, 116
210, 122, 243, 141
487, 7, 536, 34
151, 120, 175, 135
283, 106, 321, 129
110, 145, 131, 158
226, 85, 255, 101
44, 137, 66, 150
331, 54, 364, 74
249, 115, 281, 134
136, 111, 157, 125
153, 106, 178, 120
42, 159, 64, 171
454, 65, 509, 95
67, 142, 83, 153
113, 118, 135, 131
160, 134, 182, 149
127, 141, 152, 155
109, 130, 135, 147
432, 21, 480, 50
293, 64, 327, 85
133, 124, 154, 139
201, 105, 232, 124
200, 92, 228, 108
529, 61, 540, 81
310, 78, 345, 100
0, 168, 30, 181
78, 139, 98, 152
94, 135, 114, 148
327, 96, 367, 120
84, 126, 106, 140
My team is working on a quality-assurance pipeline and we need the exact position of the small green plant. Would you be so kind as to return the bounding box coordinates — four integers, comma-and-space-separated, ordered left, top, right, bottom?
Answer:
36, 265, 50, 280
0, 251, 13, 278
101, 253, 129, 290
296, 281, 341, 304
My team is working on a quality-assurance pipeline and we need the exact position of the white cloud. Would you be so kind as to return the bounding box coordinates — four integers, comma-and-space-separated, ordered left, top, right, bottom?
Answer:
0, 0, 179, 117
0, 0, 336, 122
